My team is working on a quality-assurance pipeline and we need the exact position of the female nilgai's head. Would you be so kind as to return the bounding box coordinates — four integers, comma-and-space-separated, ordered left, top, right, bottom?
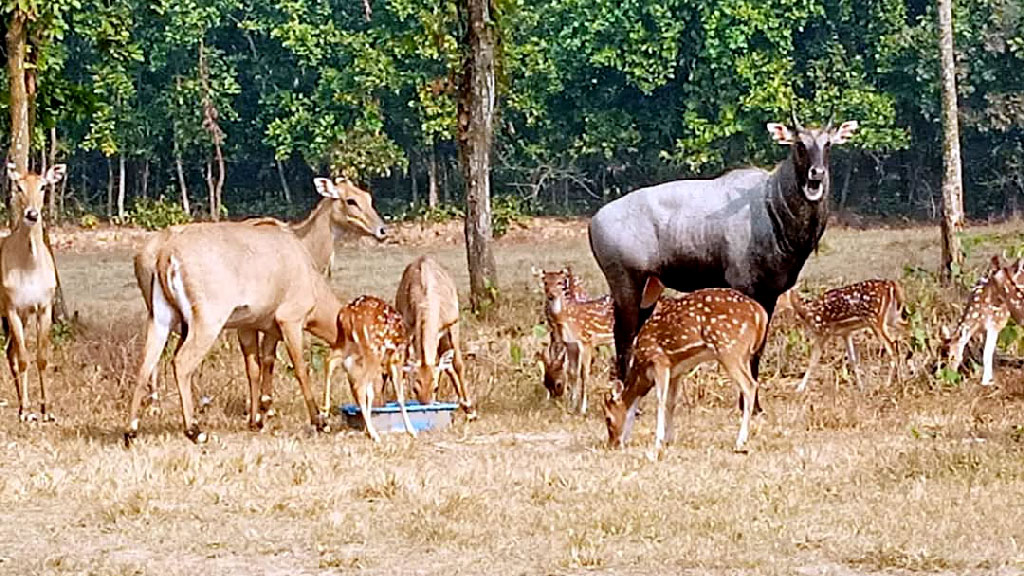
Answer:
7, 163, 65, 228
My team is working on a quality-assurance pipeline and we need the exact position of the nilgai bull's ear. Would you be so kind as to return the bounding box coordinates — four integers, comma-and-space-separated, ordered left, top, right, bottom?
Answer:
767, 123, 795, 145
45, 164, 67, 185
314, 177, 341, 199
640, 276, 664, 309
830, 120, 860, 145
7, 162, 21, 182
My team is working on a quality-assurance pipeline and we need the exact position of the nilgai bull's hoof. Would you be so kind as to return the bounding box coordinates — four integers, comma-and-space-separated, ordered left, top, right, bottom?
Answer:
41, 413, 56, 423
184, 425, 208, 445
19, 412, 39, 423
123, 430, 138, 448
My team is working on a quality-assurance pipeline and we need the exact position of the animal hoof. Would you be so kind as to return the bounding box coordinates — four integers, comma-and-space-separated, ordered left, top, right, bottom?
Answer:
248, 417, 264, 432
733, 445, 749, 454
123, 430, 138, 448
259, 395, 275, 416
19, 412, 38, 423
185, 425, 207, 444
41, 413, 56, 424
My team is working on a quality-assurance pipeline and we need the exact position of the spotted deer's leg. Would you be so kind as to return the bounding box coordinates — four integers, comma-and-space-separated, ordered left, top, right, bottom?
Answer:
875, 325, 899, 388
664, 375, 682, 445
389, 356, 417, 438
35, 304, 54, 422
650, 357, 672, 458
721, 355, 758, 453
796, 338, 824, 393
845, 335, 865, 392
578, 345, 593, 416
981, 324, 999, 386
322, 349, 343, 416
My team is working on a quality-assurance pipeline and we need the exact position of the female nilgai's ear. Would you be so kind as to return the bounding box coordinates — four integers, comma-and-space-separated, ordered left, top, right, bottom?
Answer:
45, 164, 67, 185
7, 162, 22, 182
314, 177, 342, 199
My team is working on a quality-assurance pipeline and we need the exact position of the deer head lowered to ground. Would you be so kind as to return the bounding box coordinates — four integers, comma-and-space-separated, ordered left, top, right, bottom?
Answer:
395, 255, 475, 417
1, 162, 66, 422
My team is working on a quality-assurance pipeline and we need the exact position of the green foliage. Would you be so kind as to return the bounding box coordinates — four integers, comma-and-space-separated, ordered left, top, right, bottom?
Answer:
492, 195, 532, 237
129, 197, 193, 230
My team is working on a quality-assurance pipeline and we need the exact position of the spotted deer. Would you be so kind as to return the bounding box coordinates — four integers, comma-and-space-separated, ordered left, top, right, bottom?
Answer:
990, 258, 1024, 322
533, 267, 613, 414
532, 266, 588, 398
602, 289, 768, 454
1, 163, 65, 422
941, 256, 1024, 385
395, 256, 474, 416
324, 295, 416, 441
133, 177, 385, 417
788, 279, 905, 392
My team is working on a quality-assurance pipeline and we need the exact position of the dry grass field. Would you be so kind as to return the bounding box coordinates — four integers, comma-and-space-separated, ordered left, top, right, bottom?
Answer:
2, 219, 1024, 575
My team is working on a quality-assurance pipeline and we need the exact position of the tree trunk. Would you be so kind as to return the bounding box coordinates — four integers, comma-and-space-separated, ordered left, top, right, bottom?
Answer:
206, 159, 216, 221
428, 144, 440, 207
141, 157, 150, 199
117, 154, 126, 220
176, 155, 190, 216
47, 127, 57, 222
107, 157, 114, 217
410, 154, 419, 205
458, 0, 499, 312
7, 11, 29, 224
276, 159, 292, 203
938, 0, 965, 284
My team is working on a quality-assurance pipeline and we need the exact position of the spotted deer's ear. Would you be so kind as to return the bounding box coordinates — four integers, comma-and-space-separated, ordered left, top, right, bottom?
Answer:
531, 266, 544, 279
990, 254, 1004, 271
1015, 258, 1024, 275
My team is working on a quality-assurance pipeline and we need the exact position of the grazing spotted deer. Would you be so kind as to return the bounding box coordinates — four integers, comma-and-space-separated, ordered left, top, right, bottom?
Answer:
533, 267, 613, 414
941, 256, 1024, 385
133, 177, 385, 417
395, 256, 474, 416
788, 279, 906, 392
324, 295, 416, 441
602, 289, 768, 454
125, 220, 348, 444
1, 163, 65, 422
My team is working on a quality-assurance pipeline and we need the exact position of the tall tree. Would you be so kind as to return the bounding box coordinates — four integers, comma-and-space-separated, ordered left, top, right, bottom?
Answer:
458, 0, 498, 311
938, 0, 964, 283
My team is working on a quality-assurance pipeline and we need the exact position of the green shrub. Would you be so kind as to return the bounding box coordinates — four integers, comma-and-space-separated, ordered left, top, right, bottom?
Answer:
79, 213, 100, 229
130, 197, 192, 230
492, 195, 532, 237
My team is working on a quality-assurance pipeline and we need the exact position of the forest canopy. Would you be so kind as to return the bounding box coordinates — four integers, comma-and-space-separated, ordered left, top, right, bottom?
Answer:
3, 0, 1022, 222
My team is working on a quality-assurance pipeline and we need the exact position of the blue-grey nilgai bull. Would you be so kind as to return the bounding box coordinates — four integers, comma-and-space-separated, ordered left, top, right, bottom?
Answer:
589, 114, 859, 412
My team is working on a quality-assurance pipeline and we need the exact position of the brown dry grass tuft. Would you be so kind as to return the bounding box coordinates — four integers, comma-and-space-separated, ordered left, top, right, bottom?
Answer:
0, 221, 1023, 575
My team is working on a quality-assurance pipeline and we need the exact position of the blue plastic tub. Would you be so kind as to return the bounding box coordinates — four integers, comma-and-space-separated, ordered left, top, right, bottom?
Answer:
337, 401, 460, 433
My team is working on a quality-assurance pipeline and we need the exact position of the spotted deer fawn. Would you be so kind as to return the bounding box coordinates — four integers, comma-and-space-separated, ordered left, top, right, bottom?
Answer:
941, 256, 1024, 385
603, 288, 768, 454
785, 280, 905, 392
1, 163, 66, 422
533, 267, 613, 414
395, 256, 474, 417
324, 295, 416, 441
